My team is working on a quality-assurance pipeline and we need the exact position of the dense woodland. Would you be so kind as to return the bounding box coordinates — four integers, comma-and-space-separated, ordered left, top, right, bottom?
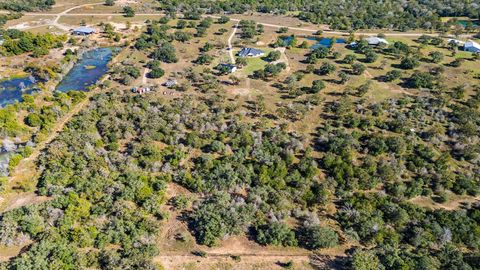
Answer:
0, 0, 55, 12
0, 88, 478, 269
0, 29, 67, 57
157, 0, 480, 30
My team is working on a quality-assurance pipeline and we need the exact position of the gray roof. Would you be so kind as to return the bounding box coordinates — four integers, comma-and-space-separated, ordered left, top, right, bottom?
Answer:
238, 47, 264, 57
465, 40, 480, 49
72, 27, 96, 34
165, 79, 177, 86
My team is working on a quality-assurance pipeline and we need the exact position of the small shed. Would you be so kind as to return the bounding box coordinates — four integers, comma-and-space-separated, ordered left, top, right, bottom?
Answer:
217, 63, 237, 73
164, 79, 177, 88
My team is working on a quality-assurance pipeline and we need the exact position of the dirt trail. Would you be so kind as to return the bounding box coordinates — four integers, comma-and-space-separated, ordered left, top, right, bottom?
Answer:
142, 68, 149, 85
8, 2, 104, 31
273, 47, 290, 72
227, 23, 239, 64
155, 254, 313, 270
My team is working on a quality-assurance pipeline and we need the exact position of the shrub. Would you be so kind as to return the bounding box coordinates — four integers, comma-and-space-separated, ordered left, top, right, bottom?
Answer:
149, 67, 165, 79
299, 225, 339, 249
255, 222, 297, 247
25, 113, 42, 127
400, 57, 419, 69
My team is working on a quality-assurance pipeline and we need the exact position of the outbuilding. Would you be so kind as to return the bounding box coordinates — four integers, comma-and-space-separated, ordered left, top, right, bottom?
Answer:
164, 79, 177, 88
72, 27, 96, 36
447, 38, 465, 46
365, 37, 389, 46
217, 63, 237, 73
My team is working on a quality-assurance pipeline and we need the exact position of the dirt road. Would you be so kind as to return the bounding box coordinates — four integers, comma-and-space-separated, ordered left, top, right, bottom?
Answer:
227, 23, 238, 64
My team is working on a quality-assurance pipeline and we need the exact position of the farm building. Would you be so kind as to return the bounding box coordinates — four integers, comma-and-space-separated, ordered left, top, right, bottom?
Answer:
464, 40, 480, 53
365, 37, 389, 46
238, 47, 265, 57
447, 38, 465, 46
72, 27, 96, 36
131, 86, 151, 94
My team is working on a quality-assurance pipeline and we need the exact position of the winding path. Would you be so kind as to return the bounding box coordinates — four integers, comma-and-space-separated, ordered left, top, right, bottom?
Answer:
227, 23, 238, 64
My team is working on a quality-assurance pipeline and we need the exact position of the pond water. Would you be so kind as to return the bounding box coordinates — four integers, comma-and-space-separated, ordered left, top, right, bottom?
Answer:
56, 47, 114, 92
308, 37, 346, 49
0, 76, 38, 107
458, 20, 479, 28
279, 36, 294, 46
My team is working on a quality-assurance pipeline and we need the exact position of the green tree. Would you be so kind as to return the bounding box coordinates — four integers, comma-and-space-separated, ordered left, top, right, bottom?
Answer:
400, 57, 419, 69
311, 80, 325, 93
123, 6, 135, 17
25, 113, 42, 127
429, 51, 444, 63
149, 67, 165, 78
255, 222, 297, 247
352, 63, 366, 75
351, 250, 380, 270
217, 16, 230, 24
316, 62, 336, 75
299, 225, 339, 249
265, 50, 281, 62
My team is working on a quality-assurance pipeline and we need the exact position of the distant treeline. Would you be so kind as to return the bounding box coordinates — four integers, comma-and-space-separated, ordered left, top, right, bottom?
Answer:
158, 0, 480, 30
0, 0, 55, 12
0, 13, 22, 26
0, 29, 67, 57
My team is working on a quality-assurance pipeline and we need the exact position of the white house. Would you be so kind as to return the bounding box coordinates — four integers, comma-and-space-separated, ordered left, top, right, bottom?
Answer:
464, 40, 480, 53
447, 38, 465, 46
366, 37, 389, 46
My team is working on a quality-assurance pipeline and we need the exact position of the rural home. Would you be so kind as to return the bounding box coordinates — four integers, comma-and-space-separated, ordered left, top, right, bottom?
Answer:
365, 37, 389, 46
238, 47, 265, 57
447, 38, 465, 46
464, 40, 480, 53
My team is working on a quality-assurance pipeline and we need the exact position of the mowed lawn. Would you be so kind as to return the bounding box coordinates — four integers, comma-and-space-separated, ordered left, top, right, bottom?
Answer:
235, 48, 275, 75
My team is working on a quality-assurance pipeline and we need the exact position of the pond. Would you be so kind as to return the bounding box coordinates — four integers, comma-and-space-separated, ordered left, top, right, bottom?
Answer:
279, 35, 295, 47
308, 37, 346, 49
458, 20, 479, 28
0, 76, 38, 107
56, 47, 115, 92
